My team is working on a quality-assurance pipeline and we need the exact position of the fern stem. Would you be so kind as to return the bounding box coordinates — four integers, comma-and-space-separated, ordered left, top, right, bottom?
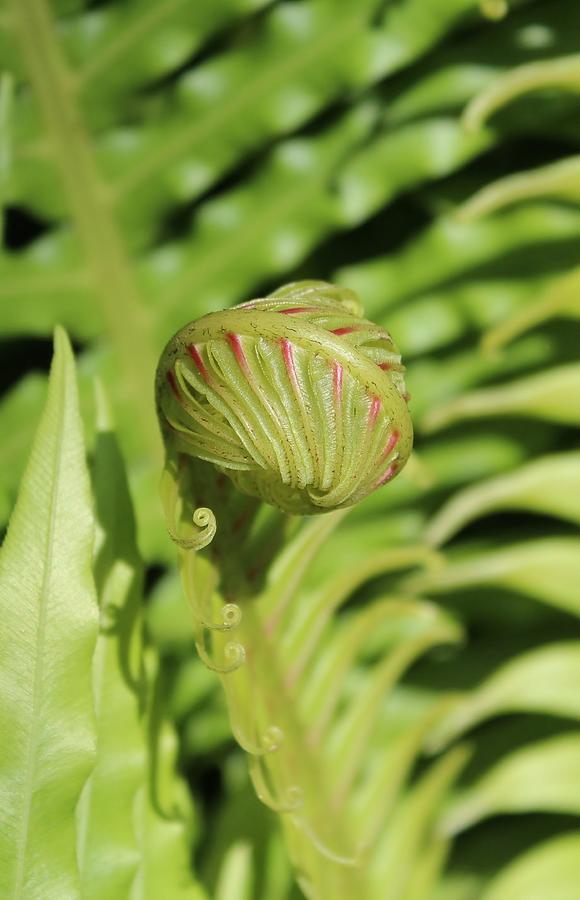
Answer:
223, 599, 368, 899
10, 0, 161, 463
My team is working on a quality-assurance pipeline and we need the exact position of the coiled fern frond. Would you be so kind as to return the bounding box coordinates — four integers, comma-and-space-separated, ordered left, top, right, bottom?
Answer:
157, 281, 412, 515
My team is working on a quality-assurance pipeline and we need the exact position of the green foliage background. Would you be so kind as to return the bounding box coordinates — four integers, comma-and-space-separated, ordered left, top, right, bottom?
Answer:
1, 0, 580, 898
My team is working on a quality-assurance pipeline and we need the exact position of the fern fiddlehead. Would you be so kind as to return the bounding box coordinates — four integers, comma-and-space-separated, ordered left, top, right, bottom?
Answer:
156, 280, 417, 898
156, 279, 412, 517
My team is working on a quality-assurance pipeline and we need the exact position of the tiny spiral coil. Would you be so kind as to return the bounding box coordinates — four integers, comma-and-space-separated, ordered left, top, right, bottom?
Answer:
195, 636, 246, 674
191, 601, 242, 632
180, 545, 243, 635
250, 756, 361, 866
160, 464, 216, 550
156, 280, 413, 515
231, 723, 285, 756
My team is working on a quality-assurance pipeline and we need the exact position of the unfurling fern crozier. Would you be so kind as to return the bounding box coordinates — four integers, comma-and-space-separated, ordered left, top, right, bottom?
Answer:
156, 281, 412, 516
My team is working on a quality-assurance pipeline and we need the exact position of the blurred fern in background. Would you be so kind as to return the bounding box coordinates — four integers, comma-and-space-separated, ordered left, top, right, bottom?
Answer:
1, 0, 580, 898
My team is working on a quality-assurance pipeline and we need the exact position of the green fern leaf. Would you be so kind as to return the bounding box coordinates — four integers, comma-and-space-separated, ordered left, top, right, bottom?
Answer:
429, 642, 580, 749
480, 833, 580, 900
0, 328, 98, 899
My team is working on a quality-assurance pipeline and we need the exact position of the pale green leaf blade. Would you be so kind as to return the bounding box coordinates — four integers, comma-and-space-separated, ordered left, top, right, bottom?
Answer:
422, 363, 580, 433
0, 374, 47, 524
149, 104, 376, 328
371, 746, 469, 896
106, 0, 386, 234
481, 833, 580, 900
483, 266, 580, 353
0, 327, 99, 900
336, 117, 492, 224
215, 842, 254, 900
299, 598, 445, 733
442, 734, 580, 834
386, 0, 579, 127
130, 690, 207, 900
407, 334, 555, 422
335, 205, 580, 317
327, 605, 463, 800
100, 0, 480, 235
426, 451, 580, 546
463, 53, 580, 133
430, 642, 580, 750
411, 538, 580, 617
76, 390, 147, 900
64, 0, 273, 109
352, 699, 458, 854
457, 155, 580, 222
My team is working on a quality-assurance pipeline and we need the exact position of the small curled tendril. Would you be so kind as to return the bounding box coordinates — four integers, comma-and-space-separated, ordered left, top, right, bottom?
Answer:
181, 548, 242, 632
167, 506, 216, 551
250, 748, 362, 865
194, 601, 242, 633
232, 724, 285, 756
248, 755, 363, 867
195, 637, 246, 674
161, 464, 217, 551
249, 755, 304, 813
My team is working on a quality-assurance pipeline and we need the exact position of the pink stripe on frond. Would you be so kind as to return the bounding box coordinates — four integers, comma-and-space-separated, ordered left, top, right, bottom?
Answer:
333, 362, 343, 406
281, 338, 300, 393
331, 326, 359, 336
368, 395, 381, 428
382, 429, 400, 460
187, 344, 210, 382
279, 306, 317, 315
376, 461, 399, 488
227, 332, 251, 378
